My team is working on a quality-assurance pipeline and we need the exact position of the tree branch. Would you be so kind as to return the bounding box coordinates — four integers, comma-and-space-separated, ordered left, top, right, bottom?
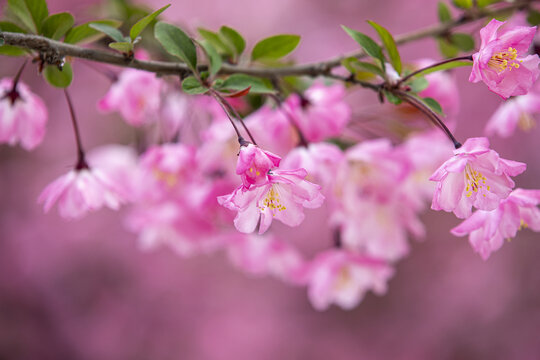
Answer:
0, 0, 533, 78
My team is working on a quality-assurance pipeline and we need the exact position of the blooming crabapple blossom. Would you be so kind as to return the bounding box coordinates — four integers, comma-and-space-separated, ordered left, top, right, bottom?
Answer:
218, 168, 324, 234
469, 19, 540, 99
284, 82, 351, 143
302, 249, 393, 311
38, 167, 127, 220
98, 68, 163, 126
451, 189, 540, 260
0, 78, 47, 150
485, 90, 540, 137
430, 137, 527, 219
236, 143, 281, 188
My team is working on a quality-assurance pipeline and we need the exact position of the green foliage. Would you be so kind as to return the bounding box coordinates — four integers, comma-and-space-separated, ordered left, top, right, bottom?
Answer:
422, 97, 444, 115
219, 26, 245, 56
198, 28, 233, 55
182, 76, 208, 94
64, 20, 121, 44
438, 2, 452, 23
0, 21, 27, 33
88, 23, 125, 42
41, 12, 74, 40
6, 0, 48, 33
341, 57, 384, 77
155, 21, 198, 71
43, 63, 73, 88
408, 76, 429, 93
218, 74, 275, 94
200, 40, 222, 76
251, 34, 300, 61
130, 4, 170, 41
0, 45, 27, 56
341, 25, 385, 71
437, 37, 459, 58
109, 41, 133, 53
527, 10, 540, 26
451, 33, 475, 51
452, 0, 472, 9
383, 90, 402, 105
367, 20, 402, 74
409, 60, 472, 77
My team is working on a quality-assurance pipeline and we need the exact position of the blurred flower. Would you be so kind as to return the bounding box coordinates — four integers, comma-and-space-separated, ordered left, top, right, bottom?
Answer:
98, 69, 163, 126
430, 137, 527, 219
469, 19, 540, 99
38, 168, 126, 220
0, 78, 47, 150
451, 188, 540, 260
303, 249, 393, 311
485, 90, 540, 137
160, 90, 189, 141
284, 82, 351, 142
236, 143, 281, 188
416, 59, 460, 119
218, 168, 324, 234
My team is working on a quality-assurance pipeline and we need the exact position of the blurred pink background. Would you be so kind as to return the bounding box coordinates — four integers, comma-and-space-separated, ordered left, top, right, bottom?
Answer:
1, 0, 540, 359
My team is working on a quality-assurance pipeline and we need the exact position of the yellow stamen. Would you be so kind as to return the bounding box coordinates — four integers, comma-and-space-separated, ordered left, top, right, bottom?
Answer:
488, 47, 521, 72
258, 186, 287, 212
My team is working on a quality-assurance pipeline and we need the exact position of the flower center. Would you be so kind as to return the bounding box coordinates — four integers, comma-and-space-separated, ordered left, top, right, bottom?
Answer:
464, 164, 490, 198
259, 186, 286, 213
334, 266, 352, 291
488, 47, 521, 73
518, 112, 536, 131
153, 169, 178, 187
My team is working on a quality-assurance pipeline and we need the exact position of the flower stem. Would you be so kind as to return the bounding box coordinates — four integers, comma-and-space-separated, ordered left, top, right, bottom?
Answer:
396, 55, 473, 87
1, 59, 28, 105
268, 93, 309, 147
64, 89, 89, 170
210, 89, 257, 145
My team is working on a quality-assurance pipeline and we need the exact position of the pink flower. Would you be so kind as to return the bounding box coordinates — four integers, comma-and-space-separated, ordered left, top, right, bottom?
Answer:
38, 168, 127, 220
469, 19, 540, 99
284, 82, 351, 142
246, 105, 298, 155
160, 90, 189, 141
302, 249, 393, 311
98, 69, 163, 126
218, 168, 324, 234
485, 91, 540, 137
430, 137, 526, 219
0, 78, 47, 150
451, 189, 540, 260
236, 143, 281, 188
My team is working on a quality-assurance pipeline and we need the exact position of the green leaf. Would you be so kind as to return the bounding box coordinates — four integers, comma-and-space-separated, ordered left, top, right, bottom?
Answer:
43, 63, 73, 88
383, 90, 402, 105
408, 60, 472, 77
408, 76, 429, 93
437, 37, 459, 58
129, 4, 170, 41
438, 2, 452, 23
341, 57, 384, 77
422, 97, 444, 115
0, 21, 27, 33
41, 13, 74, 40
451, 33, 475, 51
341, 25, 385, 70
109, 41, 133, 53
527, 10, 540, 26
64, 20, 121, 44
7, 0, 48, 33
219, 74, 275, 94
0, 45, 28, 56
219, 26, 245, 55
198, 28, 233, 55
477, 0, 501, 7
155, 22, 198, 71
452, 0, 472, 9
367, 21, 401, 74
89, 23, 125, 42
182, 76, 208, 94
251, 34, 300, 61
200, 40, 222, 77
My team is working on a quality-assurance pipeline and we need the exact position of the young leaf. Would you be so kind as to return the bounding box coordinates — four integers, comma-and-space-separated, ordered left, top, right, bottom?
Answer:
438, 2, 452, 23
0, 45, 28, 56
341, 57, 384, 77
7, 0, 49, 33
219, 26, 245, 55
341, 25, 385, 70
43, 63, 73, 88
89, 23, 125, 42
129, 4, 170, 41
64, 20, 121, 44
219, 74, 275, 94
251, 34, 300, 61
451, 33, 474, 51
452, 0, 472, 9
437, 37, 459, 58
527, 10, 540, 26
109, 41, 133, 54
0, 21, 27, 33
383, 90, 402, 105
408, 60, 472, 77
155, 22, 198, 70
408, 76, 429, 93
422, 97, 444, 115
182, 76, 208, 94
367, 21, 401, 74
198, 28, 233, 55
199, 40, 222, 77
41, 12, 74, 40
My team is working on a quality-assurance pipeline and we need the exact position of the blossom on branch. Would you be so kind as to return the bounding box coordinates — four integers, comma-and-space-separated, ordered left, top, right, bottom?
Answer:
236, 143, 281, 188
469, 19, 540, 99
430, 137, 526, 219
